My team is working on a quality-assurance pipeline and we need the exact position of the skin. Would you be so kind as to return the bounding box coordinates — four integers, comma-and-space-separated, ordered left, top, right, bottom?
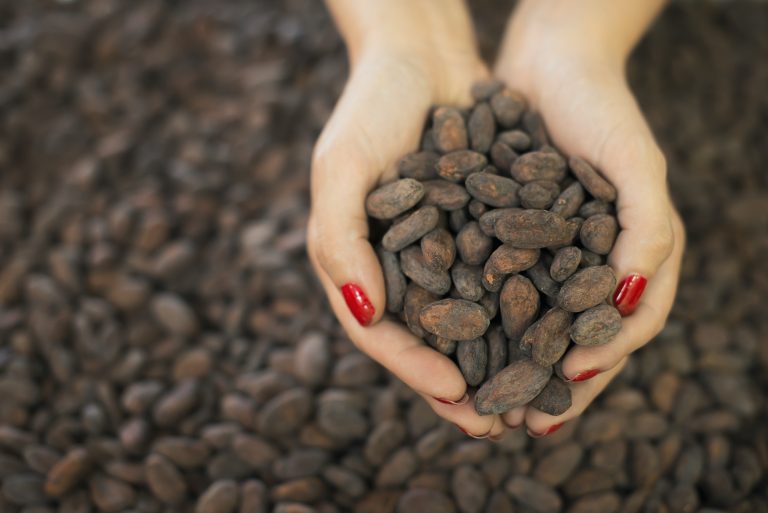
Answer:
308, 0, 685, 438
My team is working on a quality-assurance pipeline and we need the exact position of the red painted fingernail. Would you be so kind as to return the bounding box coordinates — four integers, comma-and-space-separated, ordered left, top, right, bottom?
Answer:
529, 423, 564, 438
341, 283, 375, 326
568, 369, 600, 383
613, 274, 648, 317
434, 393, 469, 406
455, 424, 488, 439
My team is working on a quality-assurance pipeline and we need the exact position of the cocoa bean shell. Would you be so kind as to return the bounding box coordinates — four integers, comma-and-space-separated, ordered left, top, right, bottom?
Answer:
455, 222, 493, 265
482, 245, 540, 292
569, 156, 617, 202
404, 284, 440, 338
530, 378, 572, 416
451, 262, 484, 302
580, 214, 619, 255
399, 151, 439, 180
421, 180, 471, 211
436, 151, 488, 182
523, 307, 573, 366
471, 79, 504, 101
485, 325, 508, 379
420, 228, 455, 271
510, 151, 567, 183
432, 107, 468, 153
457, 338, 487, 387
468, 102, 496, 153
550, 246, 582, 282
400, 246, 451, 296
519, 180, 560, 210
500, 275, 539, 342
496, 130, 531, 151
550, 182, 586, 219
490, 88, 527, 127
490, 141, 517, 170
495, 209, 570, 249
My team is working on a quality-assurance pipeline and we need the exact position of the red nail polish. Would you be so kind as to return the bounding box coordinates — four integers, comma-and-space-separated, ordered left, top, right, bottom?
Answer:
530, 423, 564, 438
613, 274, 648, 317
434, 393, 469, 405
341, 283, 375, 326
569, 369, 600, 382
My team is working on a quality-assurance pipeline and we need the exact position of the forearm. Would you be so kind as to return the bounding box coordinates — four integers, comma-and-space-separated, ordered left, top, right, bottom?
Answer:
325, 0, 479, 65
498, 0, 668, 72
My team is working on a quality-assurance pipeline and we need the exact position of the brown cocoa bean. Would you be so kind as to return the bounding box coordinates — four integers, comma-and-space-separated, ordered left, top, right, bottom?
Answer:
558, 266, 617, 312
468, 199, 488, 219
482, 245, 539, 292
510, 151, 567, 183
523, 307, 573, 366
497, 130, 531, 151
550, 246, 582, 282
569, 156, 617, 202
455, 222, 493, 265
505, 476, 562, 513
580, 214, 619, 255
468, 102, 495, 153
399, 151, 439, 180
579, 249, 604, 268
500, 275, 539, 342
258, 388, 313, 437
145, 453, 187, 504
519, 181, 560, 210
579, 199, 612, 218
426, 334, 457, 355
403, 284, 439, 338
196, 480, 239, 513
45, 447, 90, 497
377, 248, 407, 314
465, 173, 520, 208
470, 79, 504, 101
457, 338, 487, 387
479, 290, 500, 320
400, 246, 451, 295
432, 107, 468, 153
571, 304, 622, 346
551, 182, 586, 219
451, 262, 484, 302
365, 179, 425, 220
421, 180, 471, 211
566, 492, 621, 513
490, 88, 526, 127
525, 260, 561, 300
474, 358, 552, 415
419, 299, 490, 341
381, 206, 440, 252
478, 208, 520, 237
530, 377, 572, 416
534, 442, 583, 486
397, 488, 456, 513
420, 228, 455, 271
489, 141, 517, 170
436, 151, 488, 182
449, 207, 470, 232
451, 465, 488, 513
495, 209, 570, 248
485, 326, 508, 379
523, 110, 551, 148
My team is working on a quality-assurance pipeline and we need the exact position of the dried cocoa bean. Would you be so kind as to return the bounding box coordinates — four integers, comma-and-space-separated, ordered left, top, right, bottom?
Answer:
500, 275, 539, 342
451, 262, 484, 302
571, 304, 622, 346
474, 358, 552, 415
580, 214, 619, 255
468, 103, 495, 153
377, 248, 407, 314
523, 308, 573, 366
482, 245, 539, 292
497, 130, 531, 151
403, 284, 439, 338
420, 228, 456, 271
365, 179, 425, 220
519, 181, 560, 210
436, 151, 487, 182
400, 246, 451, 295
530, 377, 572, 416
495, 209, 570, 248
432, 107, 468, 153
382, 206, 440, 252
421, 180, 471, 211
551, 181, 586, 219
558, 265, 616, 312
569, 156, 617, 202
490, 88, 526, 127
485, 325, 508, 379
550, 246, 582, 282
419, 299, 490, 341
455, 222, 493, 265
489, 141, 517, 170
399, 151, 439, 180
510, 151, 567, 183
464, 173, 520, 208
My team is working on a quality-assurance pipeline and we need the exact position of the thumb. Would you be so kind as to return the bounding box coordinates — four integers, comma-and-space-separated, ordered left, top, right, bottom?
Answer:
308, 55, 432, 326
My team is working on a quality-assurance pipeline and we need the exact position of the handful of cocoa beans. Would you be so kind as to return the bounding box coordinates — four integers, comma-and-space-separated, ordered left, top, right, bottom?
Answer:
365, 80, 622, 417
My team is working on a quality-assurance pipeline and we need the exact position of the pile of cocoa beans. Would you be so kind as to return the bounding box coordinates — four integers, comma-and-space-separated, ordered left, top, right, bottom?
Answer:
366, 80, 622, 416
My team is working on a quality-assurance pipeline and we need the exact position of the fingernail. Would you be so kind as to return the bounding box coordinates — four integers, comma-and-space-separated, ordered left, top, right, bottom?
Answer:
528, 423, 564, 438
434, 393, 469, 406
341, 283, 375, 326
568, 369, 600, 383
612, 274, 648, 316
455, 424, 489, 439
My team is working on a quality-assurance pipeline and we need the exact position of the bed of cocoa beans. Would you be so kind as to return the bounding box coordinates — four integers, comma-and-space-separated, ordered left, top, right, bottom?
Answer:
0, 1, 766, 513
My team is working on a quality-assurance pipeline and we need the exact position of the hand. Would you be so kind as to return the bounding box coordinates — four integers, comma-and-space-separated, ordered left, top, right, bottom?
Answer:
307, 28, 506, 438
496, 15, 685, 436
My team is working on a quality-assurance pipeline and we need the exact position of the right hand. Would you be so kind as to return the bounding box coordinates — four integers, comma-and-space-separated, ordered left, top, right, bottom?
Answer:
307, 40, 507, 438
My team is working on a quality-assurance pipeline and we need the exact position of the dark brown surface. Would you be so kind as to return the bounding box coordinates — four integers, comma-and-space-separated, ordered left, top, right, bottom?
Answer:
0, 1, 767, 512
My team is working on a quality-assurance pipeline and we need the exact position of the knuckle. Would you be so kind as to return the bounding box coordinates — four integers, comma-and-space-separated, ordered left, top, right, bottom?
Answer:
645, 221, 675, 260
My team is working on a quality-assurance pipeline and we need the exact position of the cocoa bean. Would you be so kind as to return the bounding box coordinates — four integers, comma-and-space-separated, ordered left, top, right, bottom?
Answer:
510, 151, 567, 184
470, 79, 504, 101
526, 260, 561, 300
44, 447, 90, 496
457, 338, 487, 387
403, 284, 440, 338
145, 453, 187, 504
482, 245, 539, 292
468, 103, 495, 153
485, 326, 508, 379
530, 378, 572, 416
420, 228, 456, 271
382, 206, 440, 252
455, 222, 493, 266
500, 275, 539, 342
497, 130, 531, 151
550, 246, 582, 282
551, 182, 586, 219
558, 266, 617, 312
451, 262, 484, 302
436, 151, 488, 182
519, 181, 560, 210
523, 308, 573, 366
534, 442, 584, 486
495, 209, 570, 248
490, 88, 527, 128
568, 157, 617, 202
489, 141, 517, 170
465, 173, 520, 208
522, 110, 551, 148
421, 180, 471, 211
419, 299, 490, 341
477, 208, 519, 237
432, 107, 468, 153
399, 152, 439, 180
365, 179, 425, 220
571, 304, 622, 346
580, 214, 619, 255
426, 334, 457, 355
579, 199, 613, 218
400, 246, 451, 295
196, 480, 239, 513
505, 476, 562, 513
474, 358, 552, 415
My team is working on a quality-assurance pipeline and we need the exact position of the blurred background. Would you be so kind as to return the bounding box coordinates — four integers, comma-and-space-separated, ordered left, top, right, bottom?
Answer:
0, 1, 766, 512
